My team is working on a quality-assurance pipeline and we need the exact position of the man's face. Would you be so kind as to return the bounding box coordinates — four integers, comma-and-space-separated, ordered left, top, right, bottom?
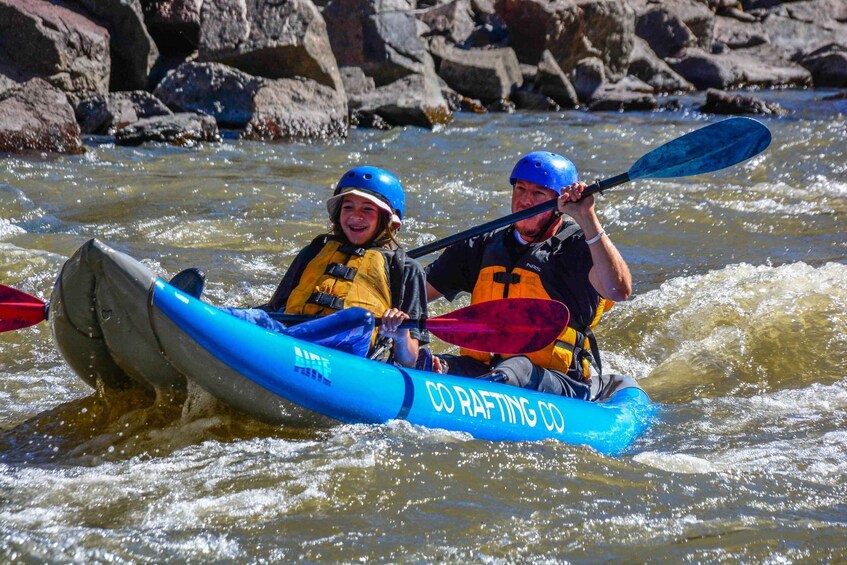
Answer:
511, 180, 559, 241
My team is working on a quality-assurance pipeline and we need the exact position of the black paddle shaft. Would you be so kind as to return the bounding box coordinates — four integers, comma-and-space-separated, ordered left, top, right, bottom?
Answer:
407, 172, 630, 259
269, 311, 425, 329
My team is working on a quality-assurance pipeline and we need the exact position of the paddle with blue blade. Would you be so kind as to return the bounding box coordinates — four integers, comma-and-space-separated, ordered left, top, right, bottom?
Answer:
270, 297, 570, 354
408, 117, 772, 258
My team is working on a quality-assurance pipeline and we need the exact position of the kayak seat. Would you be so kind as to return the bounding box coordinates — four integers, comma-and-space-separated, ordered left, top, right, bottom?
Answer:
169, 268, 206, 299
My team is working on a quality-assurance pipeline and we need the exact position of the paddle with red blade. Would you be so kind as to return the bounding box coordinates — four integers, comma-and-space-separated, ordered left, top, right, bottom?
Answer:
271, 297, 569, 354
0, 284, 48, 332
1, 282, 567, 354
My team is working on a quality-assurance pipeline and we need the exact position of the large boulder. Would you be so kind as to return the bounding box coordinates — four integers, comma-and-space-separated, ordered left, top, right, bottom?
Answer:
0, 78, 84, 154
156, 61, 348, 140
494, 0, 635, 81
536, 50, 579, 108
798, 43, 847, 87
493, 0, 579, 65
713, 15, 769, 50
634, 0, 714, 53
760, 9, 847, 59
199, 0, 344, 92
75, 91, 173, 135
344, 56, 452, 128
324, 0, 428, 86
432, 40, 523, 104
154, 62, 262, 127
75, 0, 159, 91
571, 0, 635, 81
0, 0, 110, 104
670, 46, 811, 89
416, 0, 476, 45
140, 0, 202, 51
635, 6, 699, 58
242, 78, 348, 141
628, 37, 694, 93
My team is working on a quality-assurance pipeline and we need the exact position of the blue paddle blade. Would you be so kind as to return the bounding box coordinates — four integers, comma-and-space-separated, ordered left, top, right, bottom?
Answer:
629, 117, 772, 180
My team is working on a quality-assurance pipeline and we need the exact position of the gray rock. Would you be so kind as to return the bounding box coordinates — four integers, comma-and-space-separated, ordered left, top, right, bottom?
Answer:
699, 88, 788, 115
140, 0, 202, 49
493, 0, 635, 82
635, 7, 698, 58
435, 42, 522, 104
0, 78, 84, 154
325, 0, 429, 86
75, 91, 173, 135
76, 0, 159, 91
588, 75, 658, 111
761, 11, 847, 59
493, 0, 580, 65
347, 55, 452, 128
511, 91, 558, 111
417, 0, 476, 45
199, 0, 344, 92
0, 0, 110, 104
571, 57, 606, 103
670, 46, 811, 89
536, 51, 579, 108
713, 15, 769, 49
799, 43, 847, 87
153, 62, 262, 127
115, 112, 220, 146
628, 37, 695, 93
242, 77, 348, 140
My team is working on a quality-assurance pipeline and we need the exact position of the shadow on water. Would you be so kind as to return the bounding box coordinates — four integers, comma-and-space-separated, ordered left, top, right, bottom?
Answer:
0, 383, 327, 467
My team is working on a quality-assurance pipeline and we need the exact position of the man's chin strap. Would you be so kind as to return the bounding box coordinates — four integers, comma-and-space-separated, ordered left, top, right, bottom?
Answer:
518, 210, 562, 244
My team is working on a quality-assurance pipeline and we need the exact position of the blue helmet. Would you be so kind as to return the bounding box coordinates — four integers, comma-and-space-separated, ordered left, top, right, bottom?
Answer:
328, 166, 405, 226
509, 151, 578, 195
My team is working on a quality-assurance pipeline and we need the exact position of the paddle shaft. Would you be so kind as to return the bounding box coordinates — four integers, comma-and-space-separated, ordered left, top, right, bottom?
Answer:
408, 173, 628, 259
270, 312, 428, 329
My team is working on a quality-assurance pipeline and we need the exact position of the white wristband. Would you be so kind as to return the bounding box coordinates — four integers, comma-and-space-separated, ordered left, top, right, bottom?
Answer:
585, 230, 606, 245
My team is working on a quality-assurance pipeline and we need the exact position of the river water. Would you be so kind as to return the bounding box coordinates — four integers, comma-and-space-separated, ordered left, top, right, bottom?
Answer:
1, 90, 845, 562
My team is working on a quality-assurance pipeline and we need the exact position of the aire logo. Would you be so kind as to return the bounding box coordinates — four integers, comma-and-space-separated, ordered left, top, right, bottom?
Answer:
293, 346, 331, 386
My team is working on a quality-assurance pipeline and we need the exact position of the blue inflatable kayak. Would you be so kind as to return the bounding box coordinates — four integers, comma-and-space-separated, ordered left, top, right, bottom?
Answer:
50, 240, 654, 455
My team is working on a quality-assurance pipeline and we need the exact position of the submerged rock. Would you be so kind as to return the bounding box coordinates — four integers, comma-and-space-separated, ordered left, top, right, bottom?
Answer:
699, 88, 788, 115
114, 112, 220, 146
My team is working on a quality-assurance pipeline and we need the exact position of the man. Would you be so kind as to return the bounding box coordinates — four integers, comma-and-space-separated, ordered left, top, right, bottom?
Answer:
425, 151, 632, 399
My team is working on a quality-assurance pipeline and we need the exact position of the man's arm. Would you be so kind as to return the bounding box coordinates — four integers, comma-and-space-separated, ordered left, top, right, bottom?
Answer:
558, 183, 632, 302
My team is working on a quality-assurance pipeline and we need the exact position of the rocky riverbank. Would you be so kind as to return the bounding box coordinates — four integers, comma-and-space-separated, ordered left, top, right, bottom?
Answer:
1, 0, 845, 154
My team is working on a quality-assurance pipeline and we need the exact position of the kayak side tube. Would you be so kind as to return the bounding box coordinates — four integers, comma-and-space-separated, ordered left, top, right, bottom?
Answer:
152, 280, 654, 455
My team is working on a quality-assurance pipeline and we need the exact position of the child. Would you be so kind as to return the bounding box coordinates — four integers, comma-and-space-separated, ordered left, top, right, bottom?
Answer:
220, 166, 429, 368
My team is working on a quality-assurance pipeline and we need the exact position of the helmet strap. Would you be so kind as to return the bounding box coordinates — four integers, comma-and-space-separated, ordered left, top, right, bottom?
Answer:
521, 209, 562, 244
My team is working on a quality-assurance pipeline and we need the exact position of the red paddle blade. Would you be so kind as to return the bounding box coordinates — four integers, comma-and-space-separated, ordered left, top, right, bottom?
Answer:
427, 298, 570, 354
0, 284, 47, 332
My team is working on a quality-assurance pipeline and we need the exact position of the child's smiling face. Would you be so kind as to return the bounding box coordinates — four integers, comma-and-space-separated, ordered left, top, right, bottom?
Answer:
339, 193, 382, 245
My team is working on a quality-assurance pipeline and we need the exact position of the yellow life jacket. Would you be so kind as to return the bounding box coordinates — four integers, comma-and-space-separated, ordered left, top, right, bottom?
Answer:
285, 239, 394, 344
459, 226, 612, 380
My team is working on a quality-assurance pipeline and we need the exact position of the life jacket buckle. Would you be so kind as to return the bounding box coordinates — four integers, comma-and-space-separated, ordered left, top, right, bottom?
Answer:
325, 263, 358, 281
307, 291, 345, 310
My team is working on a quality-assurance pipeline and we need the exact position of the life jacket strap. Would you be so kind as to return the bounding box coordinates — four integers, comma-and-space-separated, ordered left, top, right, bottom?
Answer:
307, 291, 345, 310
338, 244, 366, 256
325, 263, 358, 281
493, 272, 521, 285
